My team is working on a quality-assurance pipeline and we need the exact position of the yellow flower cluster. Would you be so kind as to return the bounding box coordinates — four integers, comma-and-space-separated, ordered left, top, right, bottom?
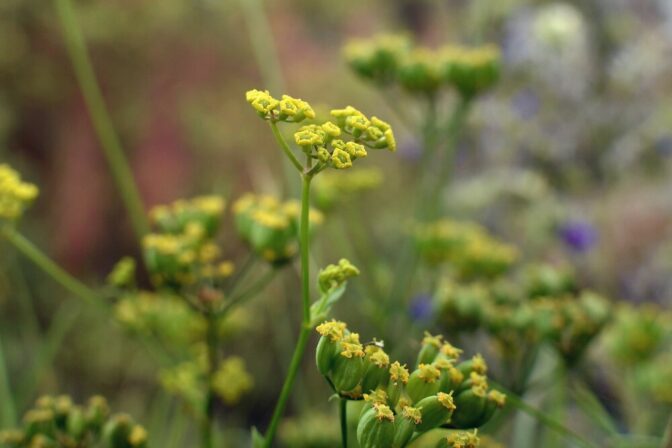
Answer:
245, 89, 315, 122
414, 219, 518, 279
344, 33, 501, 98
212, 356, 254, 405
442, 429, 480, 448
0, 163, 38, 221
317, 258, 360, 292
233, 193, 323, 264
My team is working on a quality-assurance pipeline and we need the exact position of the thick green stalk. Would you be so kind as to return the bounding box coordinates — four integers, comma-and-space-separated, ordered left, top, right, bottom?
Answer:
53, 0, 149, 240
263, 174, 313, 447
340, 398, 348, 448
1, 226, 96, 303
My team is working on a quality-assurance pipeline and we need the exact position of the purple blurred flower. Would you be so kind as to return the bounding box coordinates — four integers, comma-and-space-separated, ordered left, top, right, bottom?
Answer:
409, 293, 434, 321
559, 220, 598, 253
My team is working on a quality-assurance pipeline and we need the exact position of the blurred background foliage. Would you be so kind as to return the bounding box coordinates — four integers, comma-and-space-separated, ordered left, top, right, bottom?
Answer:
2, 0, 672, 446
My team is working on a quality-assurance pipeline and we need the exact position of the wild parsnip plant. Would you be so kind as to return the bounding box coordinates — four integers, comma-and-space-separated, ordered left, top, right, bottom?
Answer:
244, 89, 396, 447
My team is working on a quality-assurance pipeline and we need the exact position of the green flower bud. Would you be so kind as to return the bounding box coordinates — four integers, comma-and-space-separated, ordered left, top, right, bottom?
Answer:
392, 406, 422, 447
434, 358, 465, 394
318, 260, 360, 293
436, 429, 480, 448
450, 387, 488, 429
456, 354, 488, 379
398, 49, 442, 94
26, 434, 58, 448
24, 409, 55, 440
331, 334, 366, 392
407, 364, 441, 403
102, 414, 133, 448
356, 404, 396, 448
0, 429, 25, 447
416, 332, 444, 366
315, 321, 347, 376
86, 396, 110, 430
66, 406, 87, 440
359, 389, 389, 420
415, 392, 456, 432
387, 362, 410, 408
361, 345, 391, 393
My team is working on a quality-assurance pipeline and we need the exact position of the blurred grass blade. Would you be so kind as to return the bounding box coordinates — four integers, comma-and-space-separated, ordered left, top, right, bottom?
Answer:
53, 0, 149, 240
0, 332, 17, 427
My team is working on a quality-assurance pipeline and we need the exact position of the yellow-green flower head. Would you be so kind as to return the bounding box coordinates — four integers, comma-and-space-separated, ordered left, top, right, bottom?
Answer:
279, 94, 315, 122
330, 106, 369, 134
316, 320, 348, 342
438, 391, 457, 411
321, 121, 341, 138
246, 89, 280, 119
372, 403, 395, 422
398, 48, 442, 93
422, 332, 444, 348
440, 342, 463, 360
318, 258, 360, 292
129, 425, 148, 446
234, 193, 322, 265
487, 390, 506, 408
330, 147, 353, 169
150, 195, 225, 238
0, 164, 39, 221
295, 124, 327, 147
246, 89, 315, 123
212, 356, 254, 405
343, 33, 411, 85
471, 354, 487, 374
107, 256, 137, 288
402, 406, 423, 424
417, 363, 442, 383
366, 346, 390, 368
363, 388, 389, 405
389, 361, 410, 385
470, 372, 489, 397
443, 429, 480, 448
440, 44, 501, 99
340, 333, 365, 358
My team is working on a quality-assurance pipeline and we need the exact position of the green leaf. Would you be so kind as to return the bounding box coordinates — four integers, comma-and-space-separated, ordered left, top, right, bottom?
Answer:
251, 426, 266, 448
309, 283, 347, 326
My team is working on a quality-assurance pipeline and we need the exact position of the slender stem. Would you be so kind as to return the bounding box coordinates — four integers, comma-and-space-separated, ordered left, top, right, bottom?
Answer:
492, 381, 597, 448
201, 312, 219, 448
1, 226, 96, 303
53, 0, 149, 240
263, 174, 313, 447
269, 121, 303, 173
339, 398, 348, 448
219, 269, 276, 317
0, 332, 17, 427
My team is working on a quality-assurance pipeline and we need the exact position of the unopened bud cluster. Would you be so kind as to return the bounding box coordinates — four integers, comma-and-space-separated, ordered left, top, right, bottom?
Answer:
436, 263, 610, 363
0, 164, 38, 222
344, 34, 501, 99
0, 395, 147, 448
233, 193, 323, 264
315, 323, 504, 447
142, 195, 233, 288
414, 219, 518, 279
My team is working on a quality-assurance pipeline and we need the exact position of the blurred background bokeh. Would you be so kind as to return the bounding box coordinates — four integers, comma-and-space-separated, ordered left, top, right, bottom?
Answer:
2, 0, 672, 446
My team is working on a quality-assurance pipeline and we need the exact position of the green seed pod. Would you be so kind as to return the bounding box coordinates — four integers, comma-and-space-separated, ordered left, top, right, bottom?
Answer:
86, 396, 110, 431
24, 409, 56, 440
356, 405, 396, 448
450, 388, 488, 429
436, 429, 480, 448
386, 362, 410, 408
361, 346, 391, 393
331, 334, 366, 392
415, 392, 456, 433
434, 359, 464, 394
66, 406, 87, 440
416, 332, 444, 366
102, 414, 133, 448
406, 364, 441, 404
359, 389, 389, 420
479, 391, 506, 426
456, 354, 488, 380
25, 434, 58, 448
392, 406, 422, 448
315, 321, 347, 376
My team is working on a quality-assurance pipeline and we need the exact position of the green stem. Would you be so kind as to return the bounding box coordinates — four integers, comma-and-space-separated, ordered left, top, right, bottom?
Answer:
1, 226, 96, 303
269, 122, 303, 172
219, 269, 276, 317
54, 0, 149, 240
663, 414, 672, 448
0, 332, 17, 427
339, 398, 348, 448
427, 97, 471, 218
263, 174, 313, 447
493, 381, 597, 448
201, 312, 219, 448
